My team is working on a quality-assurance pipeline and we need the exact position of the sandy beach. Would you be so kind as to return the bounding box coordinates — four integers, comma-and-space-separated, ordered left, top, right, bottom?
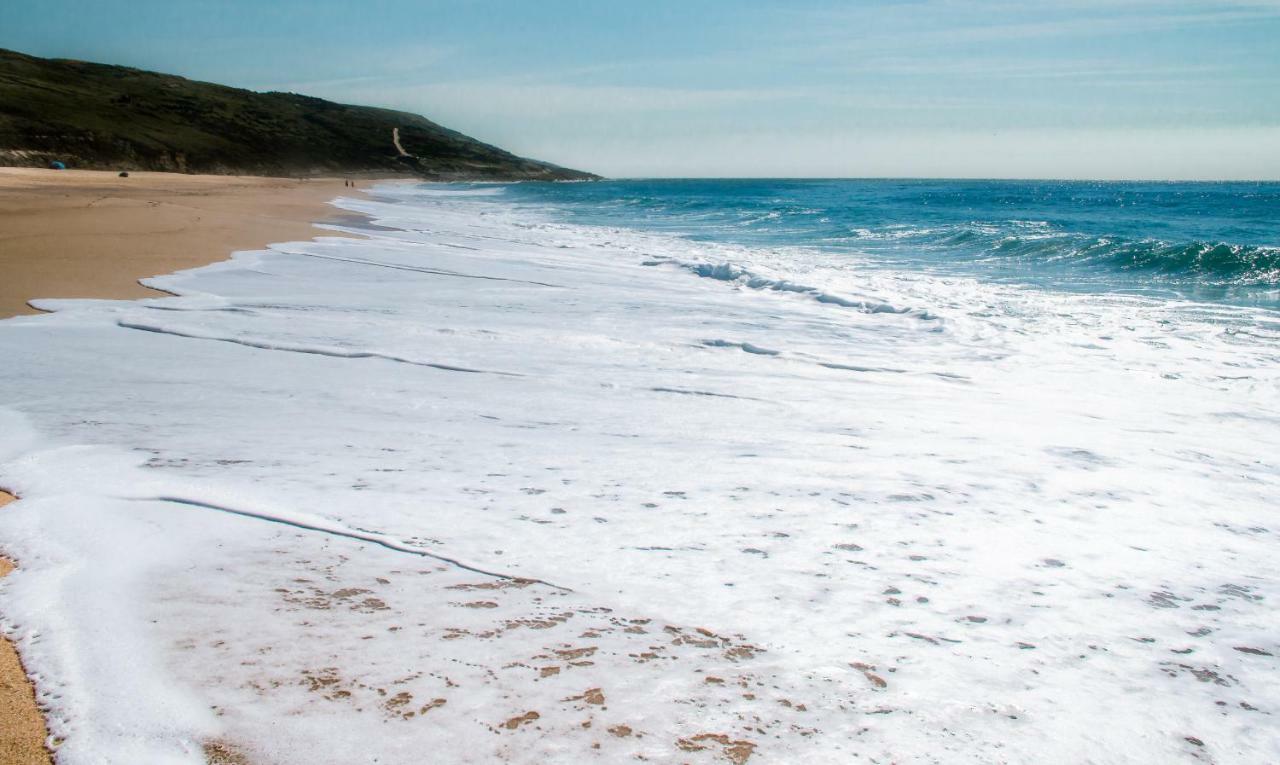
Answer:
0, 168, 368, 318
0, 170, 373, 764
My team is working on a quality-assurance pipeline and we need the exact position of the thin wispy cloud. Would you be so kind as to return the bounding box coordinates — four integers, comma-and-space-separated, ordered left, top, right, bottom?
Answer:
769, 2, 1280, 56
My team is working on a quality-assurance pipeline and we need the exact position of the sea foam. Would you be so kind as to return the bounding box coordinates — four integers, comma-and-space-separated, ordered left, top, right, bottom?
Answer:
0, 183, 1277, 764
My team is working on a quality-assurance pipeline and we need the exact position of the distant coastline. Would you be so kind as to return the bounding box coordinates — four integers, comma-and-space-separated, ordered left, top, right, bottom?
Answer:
0, 47, 597, 181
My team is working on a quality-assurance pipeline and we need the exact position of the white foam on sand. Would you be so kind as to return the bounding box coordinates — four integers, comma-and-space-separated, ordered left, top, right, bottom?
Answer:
0, 184, 1277, 764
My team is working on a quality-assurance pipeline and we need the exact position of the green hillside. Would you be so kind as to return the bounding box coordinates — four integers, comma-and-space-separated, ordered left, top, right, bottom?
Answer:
0, 48, 595, 180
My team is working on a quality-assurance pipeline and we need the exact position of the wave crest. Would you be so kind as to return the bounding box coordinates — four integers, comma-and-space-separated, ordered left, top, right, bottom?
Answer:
669, 260, 936, 319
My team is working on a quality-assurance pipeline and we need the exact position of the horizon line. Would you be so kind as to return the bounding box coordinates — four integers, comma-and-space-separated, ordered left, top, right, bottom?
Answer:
508, 175, 1280, 184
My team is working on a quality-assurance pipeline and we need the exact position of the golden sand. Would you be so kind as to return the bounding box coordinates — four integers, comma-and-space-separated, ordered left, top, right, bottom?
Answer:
0, 167, 371, 318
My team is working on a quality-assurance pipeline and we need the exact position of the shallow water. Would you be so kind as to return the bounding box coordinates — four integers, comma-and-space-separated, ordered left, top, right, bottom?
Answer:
0, 181, 1276, 763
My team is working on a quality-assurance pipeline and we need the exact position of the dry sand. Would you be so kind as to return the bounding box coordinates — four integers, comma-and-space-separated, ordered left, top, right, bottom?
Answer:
0, 490, 52, 765
0, 167, 373, 318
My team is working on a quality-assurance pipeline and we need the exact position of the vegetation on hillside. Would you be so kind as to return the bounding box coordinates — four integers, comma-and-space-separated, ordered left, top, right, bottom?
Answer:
0, 48, 595, 180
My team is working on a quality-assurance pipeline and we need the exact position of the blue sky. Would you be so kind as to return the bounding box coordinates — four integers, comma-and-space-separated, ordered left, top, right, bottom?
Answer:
5, 0, 1280, 178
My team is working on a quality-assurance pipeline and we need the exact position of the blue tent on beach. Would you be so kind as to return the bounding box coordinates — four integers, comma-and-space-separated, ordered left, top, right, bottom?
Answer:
48, 161, 66, 170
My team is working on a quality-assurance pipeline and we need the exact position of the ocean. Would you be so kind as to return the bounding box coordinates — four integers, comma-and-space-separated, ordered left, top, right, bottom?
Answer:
0, 179, 1276, 763
499, 178, 1280, 309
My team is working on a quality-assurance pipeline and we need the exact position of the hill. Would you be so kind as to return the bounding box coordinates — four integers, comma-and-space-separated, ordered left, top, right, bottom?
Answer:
0, 48, 595, 180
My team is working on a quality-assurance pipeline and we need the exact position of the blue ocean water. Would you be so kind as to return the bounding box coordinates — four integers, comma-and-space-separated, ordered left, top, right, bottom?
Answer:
490, 179, 1280, 309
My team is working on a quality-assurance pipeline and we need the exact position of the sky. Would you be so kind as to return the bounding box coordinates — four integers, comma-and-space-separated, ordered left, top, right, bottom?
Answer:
5, 0, 1280, 179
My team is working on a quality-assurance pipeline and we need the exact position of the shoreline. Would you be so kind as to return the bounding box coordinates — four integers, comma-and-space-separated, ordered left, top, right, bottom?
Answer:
0, 178, 1275, 761
0, 489, 52, 765
0, 169, 385, 763
0, 168, 382, 319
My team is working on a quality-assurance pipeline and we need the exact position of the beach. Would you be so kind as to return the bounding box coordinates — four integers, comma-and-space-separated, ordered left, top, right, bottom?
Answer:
0, 179, 1276, 764
0, 169, 372, 765
4, 0, 1277, 760
0, 168, 366, 318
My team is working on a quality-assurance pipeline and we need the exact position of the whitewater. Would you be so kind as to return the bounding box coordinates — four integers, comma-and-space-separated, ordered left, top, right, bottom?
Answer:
0, 181, 1277, 764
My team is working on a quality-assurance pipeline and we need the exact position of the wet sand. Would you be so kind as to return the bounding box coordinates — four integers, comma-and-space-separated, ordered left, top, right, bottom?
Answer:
0, 169, 380, 762
0, 168, 373, 319
0, 490, 52, 765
